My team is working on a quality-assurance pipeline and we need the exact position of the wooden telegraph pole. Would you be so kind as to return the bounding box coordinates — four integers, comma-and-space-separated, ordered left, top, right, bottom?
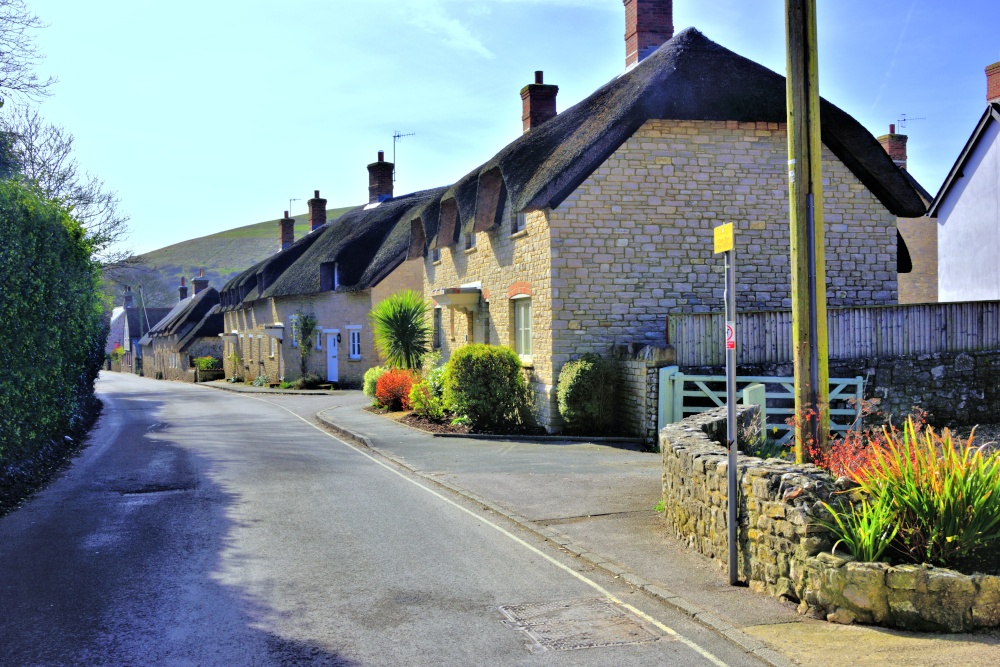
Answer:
785, 0, 830, 461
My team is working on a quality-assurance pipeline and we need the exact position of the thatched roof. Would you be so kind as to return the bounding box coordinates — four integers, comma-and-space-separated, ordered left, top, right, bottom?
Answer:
125, 307, 172, 340
410, 27, 926, 255
220, 189, 446, 310
143, 287, 223, 351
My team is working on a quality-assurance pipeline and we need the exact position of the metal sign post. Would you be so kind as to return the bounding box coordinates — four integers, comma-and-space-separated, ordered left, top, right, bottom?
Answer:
714, 222, 739, 587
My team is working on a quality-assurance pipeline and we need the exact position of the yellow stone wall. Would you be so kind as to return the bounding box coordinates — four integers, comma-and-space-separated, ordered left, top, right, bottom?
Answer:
897, 214, 938, 304
423, 207, 557, 425
222, 259, 423, 387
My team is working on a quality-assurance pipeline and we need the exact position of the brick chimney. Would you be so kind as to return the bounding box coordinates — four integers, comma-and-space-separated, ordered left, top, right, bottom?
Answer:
987, 61, 1000, 104
308, 190, 327, 232
122, 285, 134, 308
367, 151, 394, 204
624, 0, 674, 68
877, 123, 908, 170
520, 71, 559, 134
178, 276, 188, 302
193, 268, 209, 294
279, 210, 295, 250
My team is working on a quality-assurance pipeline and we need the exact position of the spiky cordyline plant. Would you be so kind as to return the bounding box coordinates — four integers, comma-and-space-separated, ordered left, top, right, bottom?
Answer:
369, 290, 431, 370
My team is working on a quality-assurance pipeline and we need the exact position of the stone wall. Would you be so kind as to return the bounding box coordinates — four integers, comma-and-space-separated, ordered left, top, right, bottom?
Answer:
660, 406, 1000, 632
660, 405, 841, 599
682, 348, 1000, 428
897, 213, 938, 304
423, 207, 557, 426
614, 344, 674, 442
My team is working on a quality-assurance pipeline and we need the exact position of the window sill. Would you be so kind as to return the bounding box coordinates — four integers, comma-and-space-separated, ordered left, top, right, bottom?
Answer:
348, 356, 362, 361
510, 229, 528, 239
464, 246, 478, 255
432, 260, 442, 266
519, 355, 533, 368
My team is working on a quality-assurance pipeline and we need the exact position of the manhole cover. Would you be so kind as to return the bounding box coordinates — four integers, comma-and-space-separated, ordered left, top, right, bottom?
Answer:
499, 597, 662, 652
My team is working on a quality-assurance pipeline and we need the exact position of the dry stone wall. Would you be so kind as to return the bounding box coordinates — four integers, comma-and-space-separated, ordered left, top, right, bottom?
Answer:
660, 406, 1000, 632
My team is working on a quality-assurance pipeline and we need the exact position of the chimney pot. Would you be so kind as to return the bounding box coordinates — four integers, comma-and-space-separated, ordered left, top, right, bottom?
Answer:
178, 276, 189, 302
987, 61, 1000, 104
889, 123, 896, 134
624, 0, 674, 68
192, 270, 209, 295
368, 152, 394, 203
520, 71, 559, 133
307, 190, 328, 231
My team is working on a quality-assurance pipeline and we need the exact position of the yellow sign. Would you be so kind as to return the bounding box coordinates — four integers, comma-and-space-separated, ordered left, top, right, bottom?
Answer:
714, 223, 734, 253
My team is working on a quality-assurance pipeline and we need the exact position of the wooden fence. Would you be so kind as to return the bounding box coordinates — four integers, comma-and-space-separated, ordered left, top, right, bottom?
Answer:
668, 301, 1000, 367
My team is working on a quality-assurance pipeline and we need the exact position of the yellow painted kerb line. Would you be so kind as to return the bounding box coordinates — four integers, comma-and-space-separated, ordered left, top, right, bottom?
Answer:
257, 398, 731, 667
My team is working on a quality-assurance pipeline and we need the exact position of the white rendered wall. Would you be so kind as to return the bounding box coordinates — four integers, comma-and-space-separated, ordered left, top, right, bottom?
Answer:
938, 120, 1000, 301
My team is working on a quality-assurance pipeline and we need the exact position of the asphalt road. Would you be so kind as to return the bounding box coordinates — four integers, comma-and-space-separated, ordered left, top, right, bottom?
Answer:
0, 372, 767, 666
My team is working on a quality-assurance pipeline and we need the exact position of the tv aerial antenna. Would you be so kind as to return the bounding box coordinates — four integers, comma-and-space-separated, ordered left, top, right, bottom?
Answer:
897, 113, 925, 131
392, 131, 415, 182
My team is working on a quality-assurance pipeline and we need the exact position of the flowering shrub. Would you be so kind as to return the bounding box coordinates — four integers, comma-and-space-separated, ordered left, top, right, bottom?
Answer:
375, 369, 415, 411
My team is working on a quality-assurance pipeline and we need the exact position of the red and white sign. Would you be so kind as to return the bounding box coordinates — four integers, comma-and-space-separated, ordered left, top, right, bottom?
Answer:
725, 321, 736, 350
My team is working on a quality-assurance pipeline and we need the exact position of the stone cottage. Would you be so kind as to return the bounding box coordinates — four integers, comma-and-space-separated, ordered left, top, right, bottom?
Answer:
139, 272, 224, 382
219, 178, 428, 387
929, 61, 1000, 302
119, 286, 171, 375
407, 1, 926, 432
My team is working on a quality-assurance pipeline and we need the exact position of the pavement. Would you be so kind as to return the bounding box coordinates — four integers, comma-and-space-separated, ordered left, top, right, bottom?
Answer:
209, 383, 1000, 667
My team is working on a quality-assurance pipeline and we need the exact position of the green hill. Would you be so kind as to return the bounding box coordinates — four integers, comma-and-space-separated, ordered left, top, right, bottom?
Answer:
122, 206, 356, 305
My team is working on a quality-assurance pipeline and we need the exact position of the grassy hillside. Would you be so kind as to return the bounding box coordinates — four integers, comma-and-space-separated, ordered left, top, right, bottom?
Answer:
131, 206, 356, 302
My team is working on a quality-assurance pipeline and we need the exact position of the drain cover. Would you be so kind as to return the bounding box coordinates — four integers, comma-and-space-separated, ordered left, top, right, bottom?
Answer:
499, 597, 662, 652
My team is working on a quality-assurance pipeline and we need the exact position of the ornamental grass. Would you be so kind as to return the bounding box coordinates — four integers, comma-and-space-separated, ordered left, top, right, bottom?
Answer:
821, 418, 1000, 569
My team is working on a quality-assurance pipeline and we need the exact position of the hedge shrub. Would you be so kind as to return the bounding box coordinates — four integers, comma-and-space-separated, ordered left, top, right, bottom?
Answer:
363, 365, 387, 398
556, 353, 617, 434
409, 382, 446, 422
442, 344, 534, 433
0, 181, 104, 466
375, 369, 415, 411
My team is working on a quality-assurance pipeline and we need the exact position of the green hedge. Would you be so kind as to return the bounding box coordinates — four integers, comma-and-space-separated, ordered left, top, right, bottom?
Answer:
0, 181, 104, 465
556, 353, 617, 434
442, 344, 534, 433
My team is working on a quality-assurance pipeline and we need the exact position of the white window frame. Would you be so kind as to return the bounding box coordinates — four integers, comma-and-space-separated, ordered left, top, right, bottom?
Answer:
511, 211, 527, 234
346, 325, 362, 360
465, 230, 476, 250
289, 315, 300, 348
269, 336, 276, 358
512, 295, 532, 360
431, 247, 441, 263
315, 330, 322, 350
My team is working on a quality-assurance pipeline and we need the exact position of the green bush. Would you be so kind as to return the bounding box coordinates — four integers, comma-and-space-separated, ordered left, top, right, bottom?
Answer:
292, 372, 323, 390
409, 381, 446, 422
363, 365, 387, 398
556, 353, 617, 434
193, 356, 220, 371
0, 181, 103, 464
442, 344, 534, 433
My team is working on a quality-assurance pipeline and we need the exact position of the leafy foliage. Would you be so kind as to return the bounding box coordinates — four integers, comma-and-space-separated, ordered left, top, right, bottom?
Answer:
369, 290, 430, 370
293, 311, 318, 376
442, 344, 535, 433
292, 372, 323, 390
0, 180, 103, 464
363, 365, 386, 399
556, 353, 617, 434
375, 369, 415, 412
409, 382, 446, 422
819, 491, 900, 563
193, 356, 220, 371
819, 418, 1000, 568
251, 374, 270, 387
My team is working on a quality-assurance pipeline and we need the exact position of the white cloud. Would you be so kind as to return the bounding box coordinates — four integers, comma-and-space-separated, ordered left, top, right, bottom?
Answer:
401, 1, 495, 59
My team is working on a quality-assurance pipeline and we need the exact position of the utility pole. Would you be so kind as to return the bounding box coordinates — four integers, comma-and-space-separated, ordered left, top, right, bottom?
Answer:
785, 0, 829, 461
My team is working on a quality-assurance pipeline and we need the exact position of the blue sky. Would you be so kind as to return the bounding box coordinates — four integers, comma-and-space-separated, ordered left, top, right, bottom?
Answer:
25, 0, 1000, 255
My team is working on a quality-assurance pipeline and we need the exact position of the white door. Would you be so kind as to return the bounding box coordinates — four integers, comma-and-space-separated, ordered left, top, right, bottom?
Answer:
326, 332, 339, 382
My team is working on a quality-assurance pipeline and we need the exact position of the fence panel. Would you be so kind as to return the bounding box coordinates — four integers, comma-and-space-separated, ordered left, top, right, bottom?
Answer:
669, 301, 1000, 367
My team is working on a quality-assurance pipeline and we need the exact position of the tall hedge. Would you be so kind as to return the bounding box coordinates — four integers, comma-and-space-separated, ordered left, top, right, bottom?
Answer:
0, 181, 104, 466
